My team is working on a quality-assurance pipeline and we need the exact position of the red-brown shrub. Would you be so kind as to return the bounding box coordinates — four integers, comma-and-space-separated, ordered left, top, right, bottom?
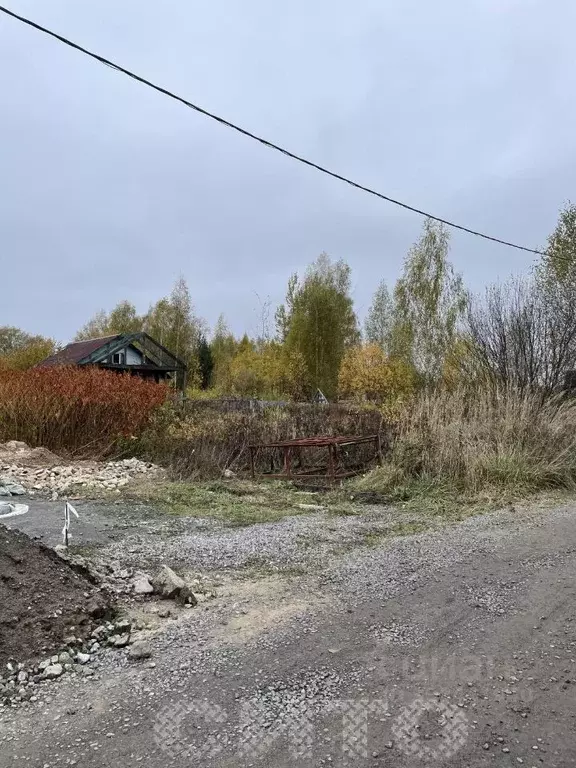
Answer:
0, 366, 167, 457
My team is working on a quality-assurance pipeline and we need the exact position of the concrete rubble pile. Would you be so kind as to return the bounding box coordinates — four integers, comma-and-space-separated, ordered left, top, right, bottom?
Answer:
0, 441, 162, 497
63, 551, 214, 602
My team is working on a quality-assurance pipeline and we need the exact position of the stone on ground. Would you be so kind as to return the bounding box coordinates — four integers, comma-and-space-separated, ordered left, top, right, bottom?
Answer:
151, 565, 197, 606
127, 641, 152, 661
133, 575, 154, 595
43, 664, 63, 679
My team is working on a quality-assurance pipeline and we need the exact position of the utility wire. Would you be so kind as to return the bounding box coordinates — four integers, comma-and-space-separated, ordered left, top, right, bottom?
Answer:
0, 4, 545, 256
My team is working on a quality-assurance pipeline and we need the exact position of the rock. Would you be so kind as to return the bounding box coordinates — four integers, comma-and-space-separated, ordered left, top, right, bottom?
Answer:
113, 634, 130, 648
0, 453, 162, 497
76, 652, 91, 665
5, 483, 26, 496
223, 468, 236, 479
112, 619, 132, 634
86, 598, 106, 619
4, 440, 29, 452
133, 576, 154, 595
127, 641, 152, 661
158, 606, 171, 619
151, 565, 197, 606
91, 625, 109, 641
58, 652, 72, 665
43, 664, 63, 680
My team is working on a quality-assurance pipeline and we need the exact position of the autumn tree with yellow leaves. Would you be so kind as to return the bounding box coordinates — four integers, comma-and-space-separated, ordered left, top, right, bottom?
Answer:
338, 343, 416, 410
229, 341, 307, 400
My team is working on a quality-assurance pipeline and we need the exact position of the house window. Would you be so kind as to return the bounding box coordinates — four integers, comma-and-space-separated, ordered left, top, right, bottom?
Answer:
112, 352, 125, 365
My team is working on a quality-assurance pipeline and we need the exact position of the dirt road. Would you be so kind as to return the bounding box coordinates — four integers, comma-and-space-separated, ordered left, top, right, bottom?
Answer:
2, 501, 576, 767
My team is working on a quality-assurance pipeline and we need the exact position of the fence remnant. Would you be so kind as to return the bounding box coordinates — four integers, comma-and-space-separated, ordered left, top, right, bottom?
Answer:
249, 434, 382, 484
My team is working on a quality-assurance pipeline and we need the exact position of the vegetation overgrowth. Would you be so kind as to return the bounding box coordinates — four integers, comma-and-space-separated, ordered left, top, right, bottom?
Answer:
3, 203, 576, 510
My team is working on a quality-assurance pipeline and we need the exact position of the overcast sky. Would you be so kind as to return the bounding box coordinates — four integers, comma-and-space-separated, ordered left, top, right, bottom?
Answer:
1, 0, 574, 342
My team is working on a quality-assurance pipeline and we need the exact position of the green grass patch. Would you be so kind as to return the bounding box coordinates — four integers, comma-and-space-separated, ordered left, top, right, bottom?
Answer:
125, 479, 324, 527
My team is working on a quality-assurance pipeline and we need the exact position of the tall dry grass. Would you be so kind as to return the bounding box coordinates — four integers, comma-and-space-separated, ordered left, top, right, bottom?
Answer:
356, 387, 576, 495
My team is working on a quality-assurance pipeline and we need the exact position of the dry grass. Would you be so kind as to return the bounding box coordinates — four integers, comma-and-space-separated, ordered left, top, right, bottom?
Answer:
354, 387, 576, 502
136, 401, 384, 478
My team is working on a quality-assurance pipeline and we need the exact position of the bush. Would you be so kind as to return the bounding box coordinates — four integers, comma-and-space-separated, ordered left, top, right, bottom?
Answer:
0, 367, 167, 457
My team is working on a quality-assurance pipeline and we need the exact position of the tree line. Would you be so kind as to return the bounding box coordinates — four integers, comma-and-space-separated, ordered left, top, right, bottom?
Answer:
2, 202, 576, 402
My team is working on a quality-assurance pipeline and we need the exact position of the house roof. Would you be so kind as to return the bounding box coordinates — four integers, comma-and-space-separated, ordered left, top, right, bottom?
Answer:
37, 336, 120, 367
37, 332, 187, 372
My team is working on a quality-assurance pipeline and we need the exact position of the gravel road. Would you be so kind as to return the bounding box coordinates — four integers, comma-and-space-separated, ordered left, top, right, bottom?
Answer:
2, 500, 576, 767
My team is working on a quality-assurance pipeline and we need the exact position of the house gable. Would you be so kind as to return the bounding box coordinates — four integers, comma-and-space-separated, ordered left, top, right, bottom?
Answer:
37, 332, 187, 388
99, 344, 146, 367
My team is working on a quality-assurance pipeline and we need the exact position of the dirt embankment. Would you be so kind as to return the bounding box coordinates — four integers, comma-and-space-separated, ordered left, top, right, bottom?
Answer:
0, 525, 111, 666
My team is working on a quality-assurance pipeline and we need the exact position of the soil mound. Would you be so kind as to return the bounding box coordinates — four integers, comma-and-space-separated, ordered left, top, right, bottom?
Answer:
0, 525, 111, 665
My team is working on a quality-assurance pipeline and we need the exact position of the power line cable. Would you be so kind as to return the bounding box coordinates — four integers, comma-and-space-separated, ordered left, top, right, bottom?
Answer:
0, 4, 546, 256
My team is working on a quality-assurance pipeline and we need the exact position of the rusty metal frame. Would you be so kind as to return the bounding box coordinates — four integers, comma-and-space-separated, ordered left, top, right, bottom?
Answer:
249, 434, 383, 483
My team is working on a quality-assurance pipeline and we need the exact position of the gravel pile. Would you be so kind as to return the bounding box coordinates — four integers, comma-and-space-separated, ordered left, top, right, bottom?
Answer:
0, 440, 60, 466
0, 456, 162, 497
